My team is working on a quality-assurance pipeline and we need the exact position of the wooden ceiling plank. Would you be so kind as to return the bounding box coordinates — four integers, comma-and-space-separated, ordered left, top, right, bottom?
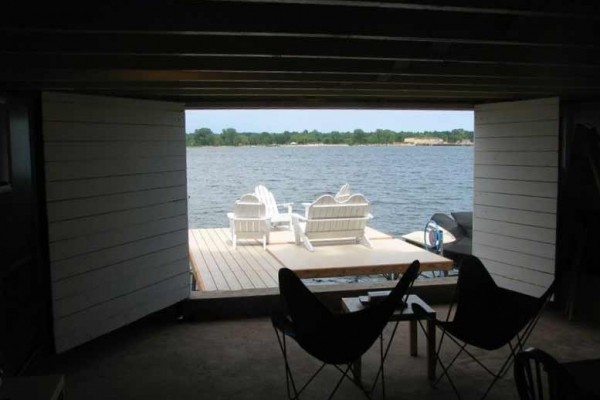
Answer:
3, 32, 599, 67
2, 69, 597, 86
204, 0, 600, 19
1, 56, 598, 80
1, 2, 598, 47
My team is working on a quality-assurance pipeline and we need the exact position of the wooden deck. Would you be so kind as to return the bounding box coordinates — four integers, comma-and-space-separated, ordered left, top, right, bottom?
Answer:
189, 227, 453, 293
188, 227, 281, 292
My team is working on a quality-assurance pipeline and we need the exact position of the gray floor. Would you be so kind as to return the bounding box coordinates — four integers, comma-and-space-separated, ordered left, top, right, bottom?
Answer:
29, 305, 600, 400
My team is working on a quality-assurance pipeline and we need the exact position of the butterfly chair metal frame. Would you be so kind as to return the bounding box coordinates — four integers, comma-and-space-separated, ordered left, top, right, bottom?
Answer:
514, 348, 586, 400
272, 261, 420, 400
413, 255, 555, 400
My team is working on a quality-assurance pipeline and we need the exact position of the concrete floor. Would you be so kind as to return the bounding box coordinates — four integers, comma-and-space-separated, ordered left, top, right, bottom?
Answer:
28, 305, 600, 400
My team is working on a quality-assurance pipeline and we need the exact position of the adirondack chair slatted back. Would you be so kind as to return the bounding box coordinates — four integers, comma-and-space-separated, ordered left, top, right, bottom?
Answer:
232, 194, 268, 234
334, 183, 351, 202
305, 194, 370, 235
293, 193, 372, 251
227, 194, 270, 249
255, 184, 279, 218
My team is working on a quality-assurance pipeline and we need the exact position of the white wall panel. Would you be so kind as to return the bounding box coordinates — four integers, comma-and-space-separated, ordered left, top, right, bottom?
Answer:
42, 92, 189, 352
474, 97, 558, 296
474, 178, 557, 198
45, 156, 185, 181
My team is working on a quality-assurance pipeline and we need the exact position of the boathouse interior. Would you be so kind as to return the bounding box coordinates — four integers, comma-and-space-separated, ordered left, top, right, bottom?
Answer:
1, 1, 600, 399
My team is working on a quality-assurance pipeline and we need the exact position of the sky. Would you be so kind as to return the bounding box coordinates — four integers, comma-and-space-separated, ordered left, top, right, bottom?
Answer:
185, 110, 474, 133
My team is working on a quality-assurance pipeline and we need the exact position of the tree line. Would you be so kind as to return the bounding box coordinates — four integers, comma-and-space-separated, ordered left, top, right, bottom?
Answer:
186, 128, 473, 146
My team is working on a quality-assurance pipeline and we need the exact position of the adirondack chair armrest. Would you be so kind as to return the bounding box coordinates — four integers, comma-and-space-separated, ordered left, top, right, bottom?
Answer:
301, 202, 311, 217
235, 217, 271, 222
291, 213, 306, 245
277, 202, 294, 214
228, 213, 270, 223
292, 213, 307, 223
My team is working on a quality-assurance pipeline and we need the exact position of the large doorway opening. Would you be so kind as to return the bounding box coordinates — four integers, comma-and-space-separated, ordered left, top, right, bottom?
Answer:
185, 109, 474, 293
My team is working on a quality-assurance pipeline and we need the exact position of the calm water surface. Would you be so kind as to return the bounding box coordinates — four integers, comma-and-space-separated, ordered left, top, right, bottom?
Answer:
187, 145, 473, 237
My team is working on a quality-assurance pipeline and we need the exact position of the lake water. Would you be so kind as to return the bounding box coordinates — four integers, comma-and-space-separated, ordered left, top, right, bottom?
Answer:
187, 145, 473, 237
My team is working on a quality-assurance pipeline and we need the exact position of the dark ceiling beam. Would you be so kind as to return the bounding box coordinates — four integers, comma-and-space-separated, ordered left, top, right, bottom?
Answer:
1, 56, 597, 80
85, 91, 525, 98
182, 98, 481, 110
3, 33, 599, 67
1, 69, 595, 86
1, 2, 598, 47
176, 93, 600, 109
10, 80, 598, 93
206, 0, 600, 19
106, 91, 522, 101
56, 87, 560, 97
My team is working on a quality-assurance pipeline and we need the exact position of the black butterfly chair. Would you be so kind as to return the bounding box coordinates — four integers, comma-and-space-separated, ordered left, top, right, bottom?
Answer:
514, 348, 592, 400
413, 255, 555, 400
271, 261, 420, 400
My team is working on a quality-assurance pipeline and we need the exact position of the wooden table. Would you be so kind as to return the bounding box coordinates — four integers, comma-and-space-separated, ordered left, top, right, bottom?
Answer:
268, 238, 454, 279
341, 294, 437, 381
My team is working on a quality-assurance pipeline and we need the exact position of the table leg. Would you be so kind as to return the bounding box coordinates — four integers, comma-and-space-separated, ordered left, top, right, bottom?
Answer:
353, 357, 362, 384
427, 319, 436, 380
410, 320, 418, 357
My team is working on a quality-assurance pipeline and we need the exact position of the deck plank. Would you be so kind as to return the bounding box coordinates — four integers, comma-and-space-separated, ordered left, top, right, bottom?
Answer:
213, 228, 275, 288
242, 237, 283, 283
204, 228, 258, 290
210, 228, 267, 288
197, 229, 242, 291
192, 229, 231, 291
188, 231, 212, 291
191, 229, 229, 291
189, 229, 218, 291
188, 227, 453, 293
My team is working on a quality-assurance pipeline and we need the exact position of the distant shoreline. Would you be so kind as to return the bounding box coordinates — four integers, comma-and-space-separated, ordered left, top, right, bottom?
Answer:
187, 142, 473, 148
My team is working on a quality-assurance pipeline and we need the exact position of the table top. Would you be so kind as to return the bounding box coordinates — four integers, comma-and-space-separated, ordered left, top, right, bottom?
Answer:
341, 294, 436, 320
268, 237, 454, 278
267, 226, 392, 245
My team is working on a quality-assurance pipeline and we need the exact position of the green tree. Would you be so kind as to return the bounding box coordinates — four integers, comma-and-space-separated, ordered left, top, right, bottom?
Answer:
352, 129, 367, 145
209, 134, 222, 146
234, 135, 249, 146
259, 132, 273, 145
185, 127, 474, 147
192, 127, 214, 146
221, 128, 237, 146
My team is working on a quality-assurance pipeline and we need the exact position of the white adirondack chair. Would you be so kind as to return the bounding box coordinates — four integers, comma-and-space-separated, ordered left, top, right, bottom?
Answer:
254, 184, 293, 230
334, 183, 351, 201
227, 194, 270, 249
293, 194, 373, 251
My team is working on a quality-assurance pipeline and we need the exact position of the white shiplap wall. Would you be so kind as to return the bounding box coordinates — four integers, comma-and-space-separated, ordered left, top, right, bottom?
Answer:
473, 97, 558, 297
42, 92, 190, 352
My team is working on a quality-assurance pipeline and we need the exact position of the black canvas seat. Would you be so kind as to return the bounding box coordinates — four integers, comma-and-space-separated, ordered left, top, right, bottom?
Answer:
272, 261, 420, 399
413, 255, 554, 400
